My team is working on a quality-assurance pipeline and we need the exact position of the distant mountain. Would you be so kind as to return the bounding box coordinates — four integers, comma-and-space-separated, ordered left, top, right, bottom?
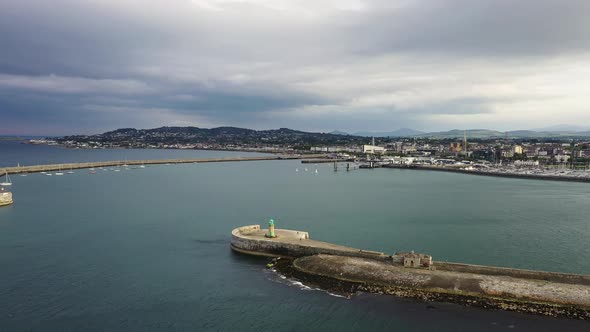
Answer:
354, 128, 425, 137
329, 130, 350, 135
532, 125, 590, 132
416, 129, 503, 138
415, 129, 590, 138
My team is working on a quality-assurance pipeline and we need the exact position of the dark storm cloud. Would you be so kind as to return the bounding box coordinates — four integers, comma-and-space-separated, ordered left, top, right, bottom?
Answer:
1, 0, 589, 134
352, 0, 590, 57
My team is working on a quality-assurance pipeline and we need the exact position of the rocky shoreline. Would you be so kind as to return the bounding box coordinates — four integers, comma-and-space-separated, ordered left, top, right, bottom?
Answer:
273, 257, 590, 320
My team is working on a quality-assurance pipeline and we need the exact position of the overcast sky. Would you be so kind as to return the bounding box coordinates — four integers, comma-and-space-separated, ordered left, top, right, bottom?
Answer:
1, 0, 590, 135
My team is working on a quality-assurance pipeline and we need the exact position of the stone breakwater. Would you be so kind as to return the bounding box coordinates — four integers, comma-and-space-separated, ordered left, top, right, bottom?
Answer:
383, 164, 590, 183
0, 154, 327, 175
231, 225, 590, 319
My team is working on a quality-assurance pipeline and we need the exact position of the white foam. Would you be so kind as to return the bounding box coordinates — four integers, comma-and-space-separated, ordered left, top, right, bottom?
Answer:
267, 269, 351, 299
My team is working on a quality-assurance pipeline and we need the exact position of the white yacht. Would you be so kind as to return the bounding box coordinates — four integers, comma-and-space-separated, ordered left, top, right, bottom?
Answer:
0, 171, 12, 186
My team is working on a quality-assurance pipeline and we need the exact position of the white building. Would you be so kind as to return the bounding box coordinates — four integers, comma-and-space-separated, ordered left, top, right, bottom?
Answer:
362, 145, 387, 154
514, 160, 539, 167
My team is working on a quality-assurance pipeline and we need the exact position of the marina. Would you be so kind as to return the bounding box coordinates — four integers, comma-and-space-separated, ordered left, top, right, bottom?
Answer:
380, 164, 590, 183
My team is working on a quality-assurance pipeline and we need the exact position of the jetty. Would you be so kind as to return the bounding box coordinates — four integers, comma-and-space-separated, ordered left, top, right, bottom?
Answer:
232, 224, 590, 319
0, 154, 327, 175
381, 164, 590, 183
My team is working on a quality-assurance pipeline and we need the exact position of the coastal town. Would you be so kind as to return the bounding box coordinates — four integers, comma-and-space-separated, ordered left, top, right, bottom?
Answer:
29, 127, 590, 179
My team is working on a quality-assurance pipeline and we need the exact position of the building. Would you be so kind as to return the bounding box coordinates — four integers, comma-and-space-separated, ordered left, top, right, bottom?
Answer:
449, 142, 462, 153
514, 160, 540, 167
513, 145, 523, 154
555, 154, 570, 163
501, 149, 514, 158
362, 145, 386, 154
393, 252, 433, 268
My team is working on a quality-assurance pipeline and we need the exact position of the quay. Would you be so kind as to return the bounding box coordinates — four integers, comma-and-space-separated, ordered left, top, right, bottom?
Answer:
232, 224, 590, 319
381, 164, 590, 183
0, 154, 327, 175
300, 159, 349, 164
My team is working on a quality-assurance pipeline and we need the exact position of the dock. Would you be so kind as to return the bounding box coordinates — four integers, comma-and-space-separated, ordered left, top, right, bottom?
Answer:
301, 159, 350, 164
381, 164, 590, 183
0, 154, 327, 175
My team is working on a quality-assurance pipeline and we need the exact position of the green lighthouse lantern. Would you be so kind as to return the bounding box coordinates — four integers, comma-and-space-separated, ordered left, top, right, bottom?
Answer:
266, 218, 276, 238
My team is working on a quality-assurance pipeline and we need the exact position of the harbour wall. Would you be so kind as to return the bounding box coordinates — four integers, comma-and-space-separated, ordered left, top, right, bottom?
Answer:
230, 225, 389, 261
383, 164, 590, 183
290, 255, 590, 319
231, 224, 590, 318
436, 262, 590, 286
0, 155, 327, 175
232, 225, 590, 285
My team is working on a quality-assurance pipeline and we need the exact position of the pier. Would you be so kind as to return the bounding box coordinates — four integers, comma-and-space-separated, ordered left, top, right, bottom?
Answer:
381, 164, 590, 183
231, 225, 387, 260
0, 154, 327, 175
232, 224, 590, 319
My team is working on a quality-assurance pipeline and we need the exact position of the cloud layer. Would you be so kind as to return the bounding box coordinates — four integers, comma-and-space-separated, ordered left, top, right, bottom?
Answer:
1, 0, 589, 135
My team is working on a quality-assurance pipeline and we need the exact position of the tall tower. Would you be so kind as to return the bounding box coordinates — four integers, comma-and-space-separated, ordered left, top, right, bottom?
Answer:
463, 131, 467, 153
372, 136, 375, 146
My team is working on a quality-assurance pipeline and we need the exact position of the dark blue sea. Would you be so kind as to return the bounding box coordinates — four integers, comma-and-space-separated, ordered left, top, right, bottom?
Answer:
1, 141, 589, 331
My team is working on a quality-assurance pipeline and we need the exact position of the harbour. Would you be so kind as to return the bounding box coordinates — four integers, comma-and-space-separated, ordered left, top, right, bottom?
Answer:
2, 146, 590, 331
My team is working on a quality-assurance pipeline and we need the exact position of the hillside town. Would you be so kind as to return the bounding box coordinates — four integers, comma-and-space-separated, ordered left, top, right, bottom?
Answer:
29, 127, 590, 170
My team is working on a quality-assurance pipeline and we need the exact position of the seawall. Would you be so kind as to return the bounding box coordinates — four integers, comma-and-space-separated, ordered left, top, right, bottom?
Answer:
230, 225, 389, 261
291, 255, 590, 319
231, 224, 590, 319
383, 164, 590, 183
0, 154, 327, 175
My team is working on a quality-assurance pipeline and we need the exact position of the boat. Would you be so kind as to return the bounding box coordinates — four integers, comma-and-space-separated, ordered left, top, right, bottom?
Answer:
0, 188, 13, 207
139, 165, 146, 169
55, 166, 64, 176
0, 171, 12, 186
67, 167, 74, 174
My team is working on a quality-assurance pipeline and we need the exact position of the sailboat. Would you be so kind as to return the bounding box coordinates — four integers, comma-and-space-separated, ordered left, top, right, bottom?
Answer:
0, 171, 12, 186
67, 166, 74, 174
55, 166, 64, 176
17, 163, 27, 176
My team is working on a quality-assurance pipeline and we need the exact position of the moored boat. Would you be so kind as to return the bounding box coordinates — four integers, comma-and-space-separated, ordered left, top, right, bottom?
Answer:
0, 171, 12, 186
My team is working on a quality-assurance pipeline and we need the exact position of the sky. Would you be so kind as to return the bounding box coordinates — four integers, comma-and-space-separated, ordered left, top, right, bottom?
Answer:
1, 0, 590, 135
